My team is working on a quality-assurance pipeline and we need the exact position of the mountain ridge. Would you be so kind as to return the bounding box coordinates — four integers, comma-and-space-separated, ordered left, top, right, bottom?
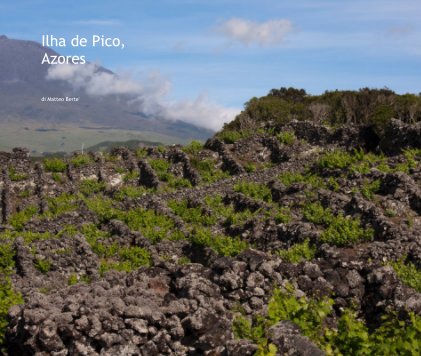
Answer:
0, 35, 213, 152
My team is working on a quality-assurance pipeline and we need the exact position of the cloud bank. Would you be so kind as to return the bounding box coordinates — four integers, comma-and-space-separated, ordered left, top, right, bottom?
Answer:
47, 64, 239, 131
215, 18, 293, 46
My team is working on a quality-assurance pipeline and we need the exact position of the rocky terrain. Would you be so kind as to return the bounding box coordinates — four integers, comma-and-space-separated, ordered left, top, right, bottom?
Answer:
0, 115, 420, 355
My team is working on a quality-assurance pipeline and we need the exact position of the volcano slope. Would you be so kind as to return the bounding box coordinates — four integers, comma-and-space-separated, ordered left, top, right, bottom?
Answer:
0, 118, 420, 354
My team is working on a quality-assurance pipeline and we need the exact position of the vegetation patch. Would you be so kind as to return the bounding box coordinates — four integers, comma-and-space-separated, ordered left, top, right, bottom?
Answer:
79, 179, 106, 196
391, 258, 421, 292
233, 284, 421, 355
234, 182, 272, 202
182, 140, 203, 155
168, 200, 217, 226
9, 205, 38, 231
303, 202, 373, 246
43, 157, 67, 173
277, 131, 296, 145
191, 158, 230, 183
277, 239, 315, 263
45, 193, 79, 217
70, 154, 92, 168
8, 167, 28, 181
190, 227, 248, 257
124, 208, 184, 243
217, 129, 253, 144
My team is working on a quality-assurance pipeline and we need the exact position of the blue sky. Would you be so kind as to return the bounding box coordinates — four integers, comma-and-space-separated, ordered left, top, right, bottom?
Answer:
1, 0, 421, 129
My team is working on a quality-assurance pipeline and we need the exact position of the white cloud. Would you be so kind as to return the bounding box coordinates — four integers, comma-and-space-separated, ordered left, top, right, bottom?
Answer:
162, 95, 240, 130
47, 63, 142, 96
215, 18, 293, 46
46, 64, 238, 131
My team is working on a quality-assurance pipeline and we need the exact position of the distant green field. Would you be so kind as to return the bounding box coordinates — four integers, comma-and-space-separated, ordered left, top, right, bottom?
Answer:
0, 123, 189, 155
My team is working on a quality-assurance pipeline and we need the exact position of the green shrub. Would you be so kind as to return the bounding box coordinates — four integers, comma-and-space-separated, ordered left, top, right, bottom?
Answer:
83, 196, 120, 223
327, 177, 340, 191
118, 246, 152, 269
243, 96, 309, 124
233, 284, 421, 355
43, 157, 67, 173
279, 172, 305, 186
34, 258, 51, 274
326, 310, 421, 355
234, 182, 272, 202
90, 241, 119, 258
0, 231, 52, 244
204, 195, 232, 217
268, 286, 333, 341
168, 200, 217, 226
391, 259, 421, 292
68, 274, 91, 286
98, 246, 152, 275
370, 312, 421, 355
394, 148, 421, 173
113, 186, 148, 201
0, 242, 23, 348
183, 140, 203, 155
325, 309, 373, 355
320, 214, 373, 247
51, 172, 64, 183
123, 171, 139, 182
303, 202, 329, 225
277, 240, 316, 263
191, 158, 230, 183
82, 223, 110, 243
225, 88, 421, 132
79, 179, 106, 196
8, 167, 28, 181
45, 193, 78, 217
360, 179, 381, 200
0, 277, 23, 346
70, 154, 92, 167
0, 243, 15, 274
57, 225, 79, 238
167, 177, 192, 189
9, 205, 37, 231
318, 150, 355, 170
124, 208, 182, 243
81, 224, 116, 259
157, 145, 167, 154
218, 130, 252, 144
244, 163, 257, 173
68, 274, 78, 285
278, 172, 325, 190
135, 147, 148, 159
233, 315, 277, 355
224, 208, 255, 226
303, 202, 373, 246
190, 227, 248, 257
234, 284, 333, 354
370, 104, 394, 132
203, 195, 256, 226
149, 158, 170, 176
274, 208, 291, 224
178, 256, 191, 265
277, 131, 296, 145
17, 189, 31, 198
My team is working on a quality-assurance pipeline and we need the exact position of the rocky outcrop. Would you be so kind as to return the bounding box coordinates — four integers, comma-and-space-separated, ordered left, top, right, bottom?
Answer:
138, 159, 160, 189
380, 119, 421, 154
1, 119, 420, 355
